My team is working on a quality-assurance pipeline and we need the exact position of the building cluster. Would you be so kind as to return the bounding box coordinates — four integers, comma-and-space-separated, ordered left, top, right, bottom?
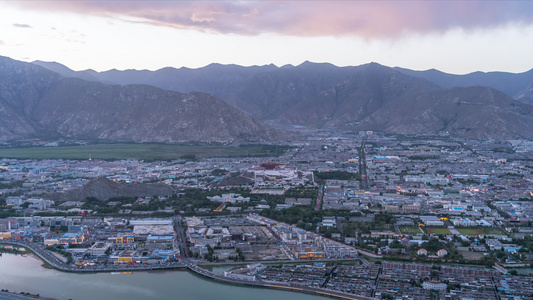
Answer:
228, 260, 525, 300
3, 131, 533, 298
0, 215, 179, 266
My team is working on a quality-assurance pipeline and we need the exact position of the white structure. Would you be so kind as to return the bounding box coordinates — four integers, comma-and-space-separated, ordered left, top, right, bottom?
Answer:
420, 216, 444, 226
322, 216, 336, 227
451, 218, 477, 227
88, 242, 111, 255
6, 197, 23, 206
26, 198, 54, 210
404, 175, 449, 185
423, 281, 447, 291
417, 249, 428, 256
250, 165, 315, 188
129, 218, 173, 226
208, 193, 250, 204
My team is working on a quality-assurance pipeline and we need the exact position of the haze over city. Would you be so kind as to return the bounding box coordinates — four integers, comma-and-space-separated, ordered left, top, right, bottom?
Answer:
4, 1, 533, 300
1, 0, 533, 74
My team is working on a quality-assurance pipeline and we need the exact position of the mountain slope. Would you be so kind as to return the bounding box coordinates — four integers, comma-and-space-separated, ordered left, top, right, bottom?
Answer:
32, 60, 100, 82
394, 67, 533, 99
47, 177, 174, 202
0, 56, 289, 143
516, 83, 533, 105
357, 86, 533, 139
29, 58, 533, 139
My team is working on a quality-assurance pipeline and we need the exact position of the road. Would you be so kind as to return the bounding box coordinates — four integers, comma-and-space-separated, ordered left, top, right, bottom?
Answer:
315, 184, 324, 211
174, 215, 189, 258
359, 137, 369, 190
2, 238, 378, 300
186, 263, 373, 300
0, 239, 186, 273
0, 291, 38, 300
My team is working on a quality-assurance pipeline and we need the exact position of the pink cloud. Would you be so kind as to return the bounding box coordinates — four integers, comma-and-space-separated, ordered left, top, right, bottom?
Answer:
9, 1, 533, 38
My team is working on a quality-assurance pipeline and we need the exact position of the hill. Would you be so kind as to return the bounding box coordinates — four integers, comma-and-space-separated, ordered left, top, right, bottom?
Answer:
47, 177, 173, 202
0, 56, 289, 143
31, 58, 533, 139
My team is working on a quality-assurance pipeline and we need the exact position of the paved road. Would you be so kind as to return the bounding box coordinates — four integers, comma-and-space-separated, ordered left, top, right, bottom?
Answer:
186, 263, 372, 300
2, 239, 375, 300
0, 239, 186, 273
174, 215, 189, 258
0, 291, 39, 300
359, 137, 369, 190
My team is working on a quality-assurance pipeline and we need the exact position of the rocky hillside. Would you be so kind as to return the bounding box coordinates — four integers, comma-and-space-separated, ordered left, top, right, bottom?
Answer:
356, 86, 533, 139
0, 56, 289, 143
31, 58, 533, 139
47, 177, 173, 202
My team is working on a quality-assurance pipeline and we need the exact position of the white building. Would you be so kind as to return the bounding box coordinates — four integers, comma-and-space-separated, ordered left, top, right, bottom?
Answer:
420, 216, 444, 226
417, 249, 428, 256
6, 197, 23, 206
129, 218, 173, 226
208, 193, 250, 204
26, 198, 54, 210
451, 218, 477, 227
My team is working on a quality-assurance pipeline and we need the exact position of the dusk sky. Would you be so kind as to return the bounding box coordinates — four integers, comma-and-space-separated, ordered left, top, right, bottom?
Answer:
1, 0, 533, 74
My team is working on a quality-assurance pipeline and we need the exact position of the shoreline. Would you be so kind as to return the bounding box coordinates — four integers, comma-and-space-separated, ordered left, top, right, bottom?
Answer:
1, 240, 368, 300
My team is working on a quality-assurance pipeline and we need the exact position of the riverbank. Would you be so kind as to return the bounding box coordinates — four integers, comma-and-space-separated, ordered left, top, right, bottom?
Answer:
0, 239, 186, 273
188, 263, 370, 300
1, 239, 365, 300
0, 252, 328, 300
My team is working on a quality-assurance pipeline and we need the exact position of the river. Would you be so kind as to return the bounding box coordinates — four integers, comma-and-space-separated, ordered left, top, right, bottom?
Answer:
0, 253, 328, 300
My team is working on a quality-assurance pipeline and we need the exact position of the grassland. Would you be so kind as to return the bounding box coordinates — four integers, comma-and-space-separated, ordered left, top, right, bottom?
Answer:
456, 229, 482, 235
0, 144, 291, 161
478, 227, 505, 235
398, 226, 423, 235
426, 228, 452, 235
425, 227, 502, 236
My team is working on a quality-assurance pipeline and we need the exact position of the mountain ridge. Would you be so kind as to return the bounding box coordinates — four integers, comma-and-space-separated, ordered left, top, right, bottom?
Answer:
24, 57, 533, 139
0, 56, 290, 143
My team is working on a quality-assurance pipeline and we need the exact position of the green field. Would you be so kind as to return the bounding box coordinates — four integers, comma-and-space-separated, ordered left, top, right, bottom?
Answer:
426, 227, 502, 236
398, 226, 423, 235
477, 227, 505, 235
456, 229, 482, 235
426, 228, 452, 234
0, 144, 291, 161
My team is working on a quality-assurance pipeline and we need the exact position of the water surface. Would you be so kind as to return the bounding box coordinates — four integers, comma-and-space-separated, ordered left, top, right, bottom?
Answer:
0, 253, 327, 300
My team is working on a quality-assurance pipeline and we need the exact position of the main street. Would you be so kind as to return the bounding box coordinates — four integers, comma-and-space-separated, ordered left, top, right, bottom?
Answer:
174, 215, 189, 259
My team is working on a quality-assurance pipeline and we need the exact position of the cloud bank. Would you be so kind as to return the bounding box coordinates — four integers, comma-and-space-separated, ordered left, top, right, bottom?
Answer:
10, 1, 533, 38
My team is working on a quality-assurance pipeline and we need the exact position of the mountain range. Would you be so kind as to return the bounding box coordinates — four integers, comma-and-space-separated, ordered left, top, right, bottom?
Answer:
2, 55, 533, 142
0, 56, 288, 143
32, 58, 533, 140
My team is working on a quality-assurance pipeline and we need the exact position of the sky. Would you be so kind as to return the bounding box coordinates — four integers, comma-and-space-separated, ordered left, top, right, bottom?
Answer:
1, 1, 533, 74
